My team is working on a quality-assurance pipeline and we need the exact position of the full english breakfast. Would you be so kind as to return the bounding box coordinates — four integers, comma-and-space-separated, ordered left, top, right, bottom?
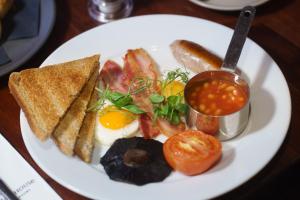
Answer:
8, 39, 252, 185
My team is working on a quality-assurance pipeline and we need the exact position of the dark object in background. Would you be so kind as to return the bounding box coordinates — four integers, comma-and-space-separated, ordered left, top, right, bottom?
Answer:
0, 0, 40, 66
248, 158, 300, 199
0, 178, 19, 200
2, 0, 40, 41
100, 137, 172, 185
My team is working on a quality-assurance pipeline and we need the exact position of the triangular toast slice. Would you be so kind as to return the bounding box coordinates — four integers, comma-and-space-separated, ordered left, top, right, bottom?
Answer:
74, 83, 99, 162
52, 66, 99, 156
9, 55, 100, 141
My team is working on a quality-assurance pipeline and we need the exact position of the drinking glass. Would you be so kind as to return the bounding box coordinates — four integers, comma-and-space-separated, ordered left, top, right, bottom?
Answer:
88, 0, 133, 23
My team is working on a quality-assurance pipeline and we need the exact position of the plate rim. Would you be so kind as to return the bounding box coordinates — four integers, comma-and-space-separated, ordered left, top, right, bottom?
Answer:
20, 14, 291, 200
189, 0, 270, 11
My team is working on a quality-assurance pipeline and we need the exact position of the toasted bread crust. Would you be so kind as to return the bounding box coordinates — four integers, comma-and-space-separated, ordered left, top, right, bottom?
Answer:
74, 83, 98, 163
53, 66, 99, 156
8, 55, 100, 141
9, 73, 46, 140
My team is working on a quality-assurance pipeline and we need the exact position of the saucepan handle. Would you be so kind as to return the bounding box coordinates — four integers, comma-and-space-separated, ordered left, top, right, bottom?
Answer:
221, 6, 256, 71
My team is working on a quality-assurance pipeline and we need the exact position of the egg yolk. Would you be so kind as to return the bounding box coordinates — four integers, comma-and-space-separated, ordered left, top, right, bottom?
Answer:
162, 81, 185, 97
99, 106, 136, 129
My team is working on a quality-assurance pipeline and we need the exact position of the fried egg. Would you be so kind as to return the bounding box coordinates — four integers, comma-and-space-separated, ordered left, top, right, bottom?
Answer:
95, 102, 139, 145
162, 80, 185, 97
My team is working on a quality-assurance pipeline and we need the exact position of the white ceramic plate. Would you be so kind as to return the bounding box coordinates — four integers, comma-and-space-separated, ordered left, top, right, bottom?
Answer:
189, 0, 270, 11
20, 15, 291, 200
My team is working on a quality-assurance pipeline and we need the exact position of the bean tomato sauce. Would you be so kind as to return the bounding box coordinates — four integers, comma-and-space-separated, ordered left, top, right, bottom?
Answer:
186, 79, 247, 116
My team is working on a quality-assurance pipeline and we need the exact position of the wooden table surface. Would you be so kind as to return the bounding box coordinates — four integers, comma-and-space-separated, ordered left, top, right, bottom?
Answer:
1, 0, 300, 199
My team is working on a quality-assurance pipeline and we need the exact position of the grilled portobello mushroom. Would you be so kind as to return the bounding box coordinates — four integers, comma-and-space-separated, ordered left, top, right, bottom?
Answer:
100, 137, 172, 185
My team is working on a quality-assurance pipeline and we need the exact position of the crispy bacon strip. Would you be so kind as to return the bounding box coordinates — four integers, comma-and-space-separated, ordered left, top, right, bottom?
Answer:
123, 49, 162, 138
157, 118, 186, 137
123, 49, 161, 114
99, 50, 185, 139
123, 49, 160, 85
139, 114, 160, 139
99, 60, 128, 93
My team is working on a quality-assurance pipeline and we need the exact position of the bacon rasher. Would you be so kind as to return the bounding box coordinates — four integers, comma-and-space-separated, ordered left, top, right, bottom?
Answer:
123, 49, 161, 114
99, 60, 128, 93
99, 49, 184, 138
123, 49, 161, 138
123, 49, 160, 87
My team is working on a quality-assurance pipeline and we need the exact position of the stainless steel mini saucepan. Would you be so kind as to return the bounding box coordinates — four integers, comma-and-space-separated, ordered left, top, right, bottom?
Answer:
184, 6, 255, 141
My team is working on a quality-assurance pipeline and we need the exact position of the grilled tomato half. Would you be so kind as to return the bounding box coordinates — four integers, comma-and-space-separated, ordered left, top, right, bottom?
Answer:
163, 130, 222, 175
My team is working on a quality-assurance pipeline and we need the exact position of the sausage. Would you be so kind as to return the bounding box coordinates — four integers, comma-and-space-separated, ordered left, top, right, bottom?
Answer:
170, 40, 222, 73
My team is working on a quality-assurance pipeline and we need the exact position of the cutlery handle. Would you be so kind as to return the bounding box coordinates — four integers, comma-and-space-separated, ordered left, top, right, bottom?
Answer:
0, 179, 19, 200
221, 6, 256, 71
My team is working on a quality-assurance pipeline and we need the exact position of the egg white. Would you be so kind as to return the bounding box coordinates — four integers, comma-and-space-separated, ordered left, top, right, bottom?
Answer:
95, 101, 139, 146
